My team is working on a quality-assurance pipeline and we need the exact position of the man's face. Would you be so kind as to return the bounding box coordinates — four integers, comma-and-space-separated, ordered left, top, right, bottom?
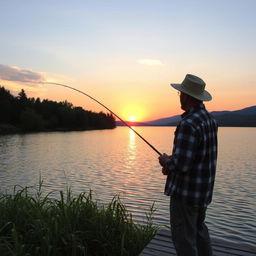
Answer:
179, 91, 189, 111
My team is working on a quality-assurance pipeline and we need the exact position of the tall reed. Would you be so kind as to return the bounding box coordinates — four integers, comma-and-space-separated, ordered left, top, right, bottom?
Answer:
0, 182, 158, 256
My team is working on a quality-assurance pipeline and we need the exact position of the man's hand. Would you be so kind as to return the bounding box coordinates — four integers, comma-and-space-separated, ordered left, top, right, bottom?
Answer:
162, 167, 168, 175
158, 153, 170, 167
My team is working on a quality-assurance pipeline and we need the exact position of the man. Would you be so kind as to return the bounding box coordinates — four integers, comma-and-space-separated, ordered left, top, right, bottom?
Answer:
158, 74, 218, 256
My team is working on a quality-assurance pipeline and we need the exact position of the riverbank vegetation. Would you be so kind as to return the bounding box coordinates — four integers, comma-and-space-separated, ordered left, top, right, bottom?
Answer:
0, 183, 158, 255
0, 86, 116, 134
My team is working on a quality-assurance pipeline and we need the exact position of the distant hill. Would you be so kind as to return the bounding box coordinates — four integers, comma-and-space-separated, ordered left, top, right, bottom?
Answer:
116, 106, 256, 127
211, 106, 256, 127
145, 115, 181, 126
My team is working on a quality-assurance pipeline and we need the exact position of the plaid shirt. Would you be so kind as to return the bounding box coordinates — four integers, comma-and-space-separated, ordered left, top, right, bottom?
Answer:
164, 104, 218, 207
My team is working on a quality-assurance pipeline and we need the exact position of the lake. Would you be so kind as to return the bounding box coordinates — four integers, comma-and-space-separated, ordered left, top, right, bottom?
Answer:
0, 127, 255, 247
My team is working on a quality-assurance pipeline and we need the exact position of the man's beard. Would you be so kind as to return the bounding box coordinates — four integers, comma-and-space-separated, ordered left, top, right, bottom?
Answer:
181, 102, 188, 111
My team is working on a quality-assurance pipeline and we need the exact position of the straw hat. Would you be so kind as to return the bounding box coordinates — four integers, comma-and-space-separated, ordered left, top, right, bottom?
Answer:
171, 74, 212, 101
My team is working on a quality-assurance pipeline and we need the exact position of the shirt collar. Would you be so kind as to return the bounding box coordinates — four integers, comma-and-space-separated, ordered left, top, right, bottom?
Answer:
181, 104, 205, 118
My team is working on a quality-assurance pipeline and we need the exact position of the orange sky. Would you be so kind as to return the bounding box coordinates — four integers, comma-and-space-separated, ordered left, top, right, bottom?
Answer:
0, 1, 255, 122
1, 69, 255, 123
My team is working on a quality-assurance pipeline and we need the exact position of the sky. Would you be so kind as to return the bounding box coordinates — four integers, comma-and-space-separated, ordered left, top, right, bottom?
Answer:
0, 0, 255, 122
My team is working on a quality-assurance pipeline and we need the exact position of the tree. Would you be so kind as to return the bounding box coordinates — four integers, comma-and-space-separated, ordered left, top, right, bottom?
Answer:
20, 108, 43, 131
0, 87, 116, 134
18, 89, 28, 103
0, 87, 15, 124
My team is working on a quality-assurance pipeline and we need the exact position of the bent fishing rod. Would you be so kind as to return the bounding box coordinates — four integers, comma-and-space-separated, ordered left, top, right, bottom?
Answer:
41, 82, 162, 156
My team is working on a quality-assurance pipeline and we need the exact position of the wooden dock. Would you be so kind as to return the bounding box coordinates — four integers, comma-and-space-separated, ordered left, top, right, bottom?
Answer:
139, 229, 256, 256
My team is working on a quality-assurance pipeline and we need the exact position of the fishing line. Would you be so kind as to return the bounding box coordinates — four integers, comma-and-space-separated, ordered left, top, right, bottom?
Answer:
41, 82, 162, 156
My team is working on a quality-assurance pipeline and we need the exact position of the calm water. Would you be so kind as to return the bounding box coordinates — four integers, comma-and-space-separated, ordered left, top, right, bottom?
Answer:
0, 127, 255, 247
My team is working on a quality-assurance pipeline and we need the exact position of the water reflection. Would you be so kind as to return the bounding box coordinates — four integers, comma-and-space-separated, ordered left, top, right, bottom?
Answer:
126, 127, 137, 165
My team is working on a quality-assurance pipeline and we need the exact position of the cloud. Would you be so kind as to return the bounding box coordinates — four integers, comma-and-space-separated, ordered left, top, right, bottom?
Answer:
0, 64, 74, 100
136, 59, 164, 66
0, 64, 45, 83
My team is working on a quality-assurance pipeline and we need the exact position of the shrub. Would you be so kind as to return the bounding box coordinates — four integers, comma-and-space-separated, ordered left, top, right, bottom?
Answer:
0, 182, 158, 256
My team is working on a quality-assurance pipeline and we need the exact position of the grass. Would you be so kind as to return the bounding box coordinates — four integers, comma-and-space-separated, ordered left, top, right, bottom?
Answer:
0, 182, 158, 256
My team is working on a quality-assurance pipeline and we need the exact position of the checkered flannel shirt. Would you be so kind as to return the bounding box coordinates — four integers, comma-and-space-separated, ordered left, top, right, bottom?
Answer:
164, 104, 218, 207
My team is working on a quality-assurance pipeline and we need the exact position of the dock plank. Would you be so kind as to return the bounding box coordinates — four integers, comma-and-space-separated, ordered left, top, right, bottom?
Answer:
139, 229, 256, 256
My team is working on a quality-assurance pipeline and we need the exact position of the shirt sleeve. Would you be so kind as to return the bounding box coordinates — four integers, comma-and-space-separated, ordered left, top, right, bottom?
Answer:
166, 122, 199, 173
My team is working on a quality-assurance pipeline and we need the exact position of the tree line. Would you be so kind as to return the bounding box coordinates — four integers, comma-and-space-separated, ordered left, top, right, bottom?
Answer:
0, 86, 116, 134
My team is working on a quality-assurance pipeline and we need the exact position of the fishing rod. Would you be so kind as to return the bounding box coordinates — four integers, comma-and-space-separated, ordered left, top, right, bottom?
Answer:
41, 82, 162, 156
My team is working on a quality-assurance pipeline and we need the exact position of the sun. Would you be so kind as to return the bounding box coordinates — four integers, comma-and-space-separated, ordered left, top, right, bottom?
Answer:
122, 105, 144, 122
129, 115, 136, 122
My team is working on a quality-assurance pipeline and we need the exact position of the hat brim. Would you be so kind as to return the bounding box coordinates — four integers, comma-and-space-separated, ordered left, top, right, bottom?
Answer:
170, 83, 212, 101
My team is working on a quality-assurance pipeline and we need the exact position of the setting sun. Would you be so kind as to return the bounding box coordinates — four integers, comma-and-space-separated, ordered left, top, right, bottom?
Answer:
122, 104, 144, 122
129, 115, 136, 122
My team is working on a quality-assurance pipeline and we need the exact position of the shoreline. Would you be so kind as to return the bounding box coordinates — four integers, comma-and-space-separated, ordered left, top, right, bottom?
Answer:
0, 123, 116, 136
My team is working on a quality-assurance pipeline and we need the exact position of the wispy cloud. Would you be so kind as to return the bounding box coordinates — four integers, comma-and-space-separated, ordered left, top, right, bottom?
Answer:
0, 64, 45, 83
136, 59, 164, 66
0, 64, 75, 98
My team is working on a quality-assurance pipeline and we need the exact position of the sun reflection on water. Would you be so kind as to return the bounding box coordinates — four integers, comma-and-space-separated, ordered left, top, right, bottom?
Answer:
127, 127, 137, 164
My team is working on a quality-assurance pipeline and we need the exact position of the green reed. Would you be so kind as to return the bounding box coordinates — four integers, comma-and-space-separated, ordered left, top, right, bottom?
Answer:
0, 181, 158, 256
